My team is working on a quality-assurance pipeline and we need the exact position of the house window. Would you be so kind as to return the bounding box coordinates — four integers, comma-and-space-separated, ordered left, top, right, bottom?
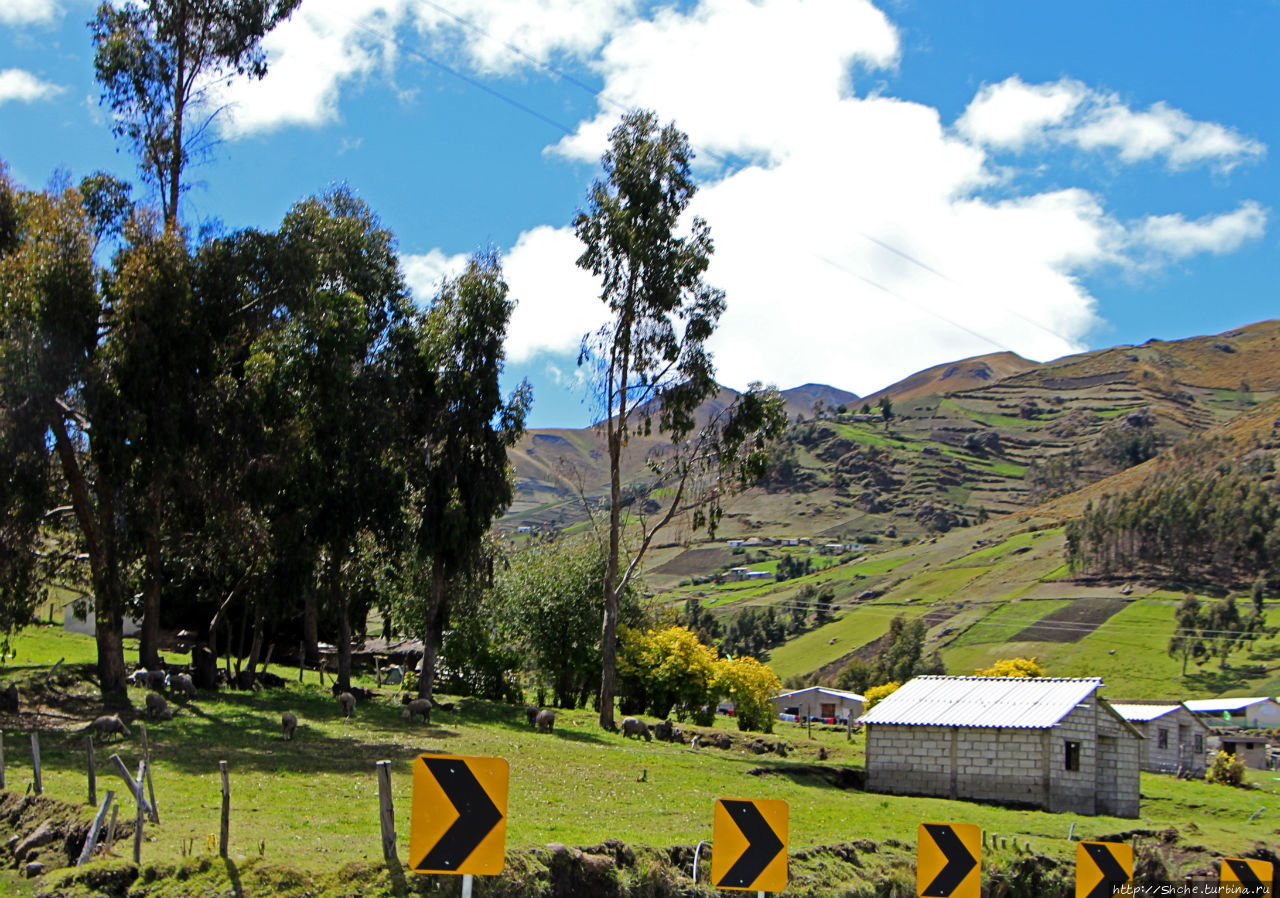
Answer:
1064, 740, 1080, 771
1157, 728, 1169, 749
1194, 734, 1204, 754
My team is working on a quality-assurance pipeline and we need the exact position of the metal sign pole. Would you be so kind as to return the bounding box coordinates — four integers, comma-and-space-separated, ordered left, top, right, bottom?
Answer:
461, 873, 473, 898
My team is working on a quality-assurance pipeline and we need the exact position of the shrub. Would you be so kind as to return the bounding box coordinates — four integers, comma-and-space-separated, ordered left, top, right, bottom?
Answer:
1205, 751, 1247, 786
864, 681, 900, 710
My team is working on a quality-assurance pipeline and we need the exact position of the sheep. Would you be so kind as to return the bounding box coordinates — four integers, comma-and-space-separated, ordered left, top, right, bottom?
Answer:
338, 692, 355, 719
653, 719, 673, 742
89, 715, 131, 742
525, 705, 539, 727
170, 672, 196, 698
402, 699, 431, 724
145, 669, 169, 691
281, 712, 298, 741
535, 708, 555, 732
144, 692, 173, 720
621, 717, 652, 742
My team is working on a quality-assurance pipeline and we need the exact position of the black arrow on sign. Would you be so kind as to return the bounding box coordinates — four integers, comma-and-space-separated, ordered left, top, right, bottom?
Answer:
413, 757, 503, 872
921, 824, 978, 897
715, 800, 784, 889
1224, 859, 1266, 890
1083, 843, 1130, 898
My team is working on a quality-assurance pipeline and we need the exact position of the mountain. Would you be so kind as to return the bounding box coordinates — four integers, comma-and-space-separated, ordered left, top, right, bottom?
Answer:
870, 351, 1037, 403
779, 383, 859, 420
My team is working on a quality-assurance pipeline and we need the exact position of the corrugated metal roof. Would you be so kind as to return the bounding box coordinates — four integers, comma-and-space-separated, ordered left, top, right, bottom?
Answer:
857, 676, 1103, 728
773, 687, 865, 703
1111, 703, 1181, 722
1183, 697, 1277, 713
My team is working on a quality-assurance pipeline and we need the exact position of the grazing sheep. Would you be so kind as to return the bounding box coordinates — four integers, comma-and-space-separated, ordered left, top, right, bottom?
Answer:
90, 715, 131, 741
146, 669, 169, 691
170, 672, 196, 698
525, 705, 539, 727
402, 699, 431, 724
621, 717, 652, 742
653, 719, 672, 742
534, 708, 555, 732
144, 692, 173, 720
281, 712, 298, 741
338, 692, 356, 719
127, 669, 150, 687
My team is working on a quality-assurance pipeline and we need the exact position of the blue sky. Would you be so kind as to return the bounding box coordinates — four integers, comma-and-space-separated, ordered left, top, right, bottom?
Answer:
2, 0, 1276, 428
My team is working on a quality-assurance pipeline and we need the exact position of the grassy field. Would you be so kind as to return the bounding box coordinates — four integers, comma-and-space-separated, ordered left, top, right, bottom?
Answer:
2, 623, 1280, 897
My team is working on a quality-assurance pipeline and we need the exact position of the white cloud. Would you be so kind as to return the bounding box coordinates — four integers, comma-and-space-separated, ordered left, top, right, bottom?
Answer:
219, 0, 1266, 402
1130, 201, 1267, 261
0, 0, 60, 26
552, 0, 900, 164
956, 76, 1086, 150
402, 247, 469, 303
0, 69, 64, 105
959, 76, 1265, 173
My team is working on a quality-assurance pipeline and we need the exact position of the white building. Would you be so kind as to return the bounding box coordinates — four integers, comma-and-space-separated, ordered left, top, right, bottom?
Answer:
1184, 697, 1280, 729
859, 676, 1141, 817
771, 686, 865, 723
1111, 703, 1210, 776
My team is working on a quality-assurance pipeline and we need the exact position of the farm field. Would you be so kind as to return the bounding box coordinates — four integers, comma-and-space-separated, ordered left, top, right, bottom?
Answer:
2, 625, 1279, 897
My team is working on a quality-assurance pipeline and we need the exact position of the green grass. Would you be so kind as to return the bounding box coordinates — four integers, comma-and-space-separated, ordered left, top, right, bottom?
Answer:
944, 599, 1072, 649
767, 604, 930, 681
4, 623, 1280, 897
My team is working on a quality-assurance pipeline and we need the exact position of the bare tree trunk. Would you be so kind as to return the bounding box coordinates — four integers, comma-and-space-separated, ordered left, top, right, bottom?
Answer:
418, 560, 447, 702
599, 424, 623, 731
330, 551, 352, 693
139, 515, 163, 670
302, 591, 319, 666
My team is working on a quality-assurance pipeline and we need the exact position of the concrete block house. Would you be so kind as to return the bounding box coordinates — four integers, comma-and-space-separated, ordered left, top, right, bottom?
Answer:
859, 676, 1141, 817
1111, 703, 1210, 776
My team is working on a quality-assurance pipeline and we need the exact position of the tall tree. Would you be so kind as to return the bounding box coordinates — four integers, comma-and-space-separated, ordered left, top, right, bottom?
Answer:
403, 251, 530, 703
1168, 593, 1206, 676
92, 0, 301, 228
574, 110, 785, 729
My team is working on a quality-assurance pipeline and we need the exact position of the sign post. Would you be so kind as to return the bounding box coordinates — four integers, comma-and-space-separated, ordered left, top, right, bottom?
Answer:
711, 798, 788, 894
917, 823, 980, 898
409, 753, 508, 895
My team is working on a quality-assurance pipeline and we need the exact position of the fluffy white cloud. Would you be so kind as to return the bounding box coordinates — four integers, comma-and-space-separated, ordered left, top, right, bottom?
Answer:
956, 76, 1086, 150
1130, 201, 1267, 261
233, 0, 1266, 402
402, 247, 469, 302
0, 69, 64, 105
959, 76, 1265, 173
0, 0, 60, 26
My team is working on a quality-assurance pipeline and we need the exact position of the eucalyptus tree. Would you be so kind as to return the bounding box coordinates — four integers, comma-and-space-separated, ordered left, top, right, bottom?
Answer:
574, 110, 786, 729
91, 0, 301, 228
0, 169, 135, 692
400, 252, 530, 702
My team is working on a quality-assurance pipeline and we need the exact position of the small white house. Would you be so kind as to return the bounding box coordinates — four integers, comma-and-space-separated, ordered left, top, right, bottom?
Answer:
1112, 702, 1211, 776
771, 686, 865, 723
1184, 697, 1280, 729
64, 598, 141, 637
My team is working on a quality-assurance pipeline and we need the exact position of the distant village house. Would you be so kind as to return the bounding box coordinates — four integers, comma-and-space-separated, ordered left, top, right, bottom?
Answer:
1183, 697, 1280, 729
1112, 702, 1210, 776
771, 686, 865, 723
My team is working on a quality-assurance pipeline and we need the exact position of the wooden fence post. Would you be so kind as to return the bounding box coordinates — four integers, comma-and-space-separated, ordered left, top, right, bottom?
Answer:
77, 790, 115, 866
86, 736, 96, 806
140, 723, 159, 823
106, 801, 119, 854
1, 731, 6, 791
133, 761, 145, 864
298, 641, 305, 682
108, 754, 153, 819
30, 731, 41, 795
219, 760, 230, 858
377, 760, 396, 862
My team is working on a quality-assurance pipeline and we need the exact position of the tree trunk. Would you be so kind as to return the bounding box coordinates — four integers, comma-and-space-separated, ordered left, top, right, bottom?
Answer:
599, 426, 622, 731
302, 590, 319, 665
139, 519, 163, 670
330, 551, 352, 693
418, 560, 447, 702
94, 577, 128, 697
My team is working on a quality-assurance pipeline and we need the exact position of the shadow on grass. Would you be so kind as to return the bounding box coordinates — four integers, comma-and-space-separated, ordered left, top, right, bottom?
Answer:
224, 856, 244, 898
1183, 664, 1268, 693
745, 761, 864, 791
